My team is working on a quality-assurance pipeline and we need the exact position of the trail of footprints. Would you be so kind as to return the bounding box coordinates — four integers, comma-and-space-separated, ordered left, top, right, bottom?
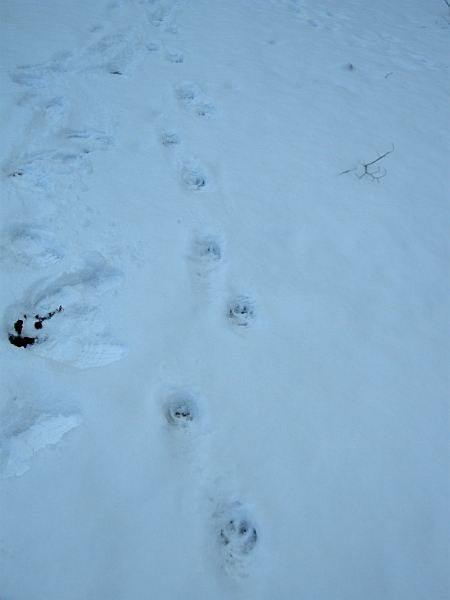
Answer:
158, 82, 217, 192
162, 387, 260, 578
148, 13, 259, 573
2, 0, 260, 581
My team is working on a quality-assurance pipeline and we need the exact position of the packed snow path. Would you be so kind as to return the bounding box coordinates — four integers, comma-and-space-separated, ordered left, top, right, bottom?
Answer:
0, 0, 449, 599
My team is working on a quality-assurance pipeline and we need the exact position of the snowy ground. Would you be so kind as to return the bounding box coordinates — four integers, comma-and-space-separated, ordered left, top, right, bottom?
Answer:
0, 0, 449, 598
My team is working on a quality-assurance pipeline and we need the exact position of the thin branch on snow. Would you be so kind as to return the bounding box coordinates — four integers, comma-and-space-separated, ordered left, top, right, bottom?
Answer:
357, 144, 394, 181
443, 0, 450, 22
339, 145, 395, 182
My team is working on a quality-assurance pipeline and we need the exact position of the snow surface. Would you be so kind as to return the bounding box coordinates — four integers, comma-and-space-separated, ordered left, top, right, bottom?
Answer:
0, 0, 449, 598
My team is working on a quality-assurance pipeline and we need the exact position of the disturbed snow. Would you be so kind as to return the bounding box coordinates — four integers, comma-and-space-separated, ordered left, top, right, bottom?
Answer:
0, 0, 449, 599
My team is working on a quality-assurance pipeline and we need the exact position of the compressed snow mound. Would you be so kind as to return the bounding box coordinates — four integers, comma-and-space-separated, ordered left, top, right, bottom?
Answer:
5, 223, 65, 268
1, 413, 82, 478
6, 254, 129, 368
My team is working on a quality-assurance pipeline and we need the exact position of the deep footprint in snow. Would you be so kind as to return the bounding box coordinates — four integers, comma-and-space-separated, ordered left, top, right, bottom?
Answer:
220, 517, 258, 561
4, 224, 65, 268
5, 256, 129, 368
42, 97, 68, 126
4, 149, 92, 193
10, 60, 70, 88
214, 502, 258, 577
164, 391, 198, 429
228, 295, 255, 328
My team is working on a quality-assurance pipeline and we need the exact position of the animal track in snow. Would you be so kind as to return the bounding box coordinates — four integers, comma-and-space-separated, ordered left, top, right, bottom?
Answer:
186, 233, 225, 304
148, 2, 179, 32
176, 82, 198, 103
151, 5, 170, 26
161, 131, 181, 147
214, 502, 258, 578
227, 295, 256, 328
175, 82, 217, 118
5, 255, 129, 368
165, 47, 185, 63
194, 100, 216, 118
4, 224, 65, 268
181, 161, 208, 191
194, 236, 222, 264
188, 232, 224, 278
89, 23, 105, 34
159, 387, 211, 444
163, 391, 199, 429
147, 42, 161, 52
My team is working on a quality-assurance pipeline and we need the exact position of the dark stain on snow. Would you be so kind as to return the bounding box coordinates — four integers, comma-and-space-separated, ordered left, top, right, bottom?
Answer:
8, 306, 63, 348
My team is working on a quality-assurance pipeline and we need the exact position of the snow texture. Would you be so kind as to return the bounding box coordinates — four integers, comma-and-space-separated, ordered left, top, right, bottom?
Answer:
1, 413, 83, 478
0, 0, 448, 598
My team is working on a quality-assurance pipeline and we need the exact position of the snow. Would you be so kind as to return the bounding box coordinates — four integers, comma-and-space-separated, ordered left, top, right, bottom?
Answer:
2, 412, 82, 478
0, 0, 449, 598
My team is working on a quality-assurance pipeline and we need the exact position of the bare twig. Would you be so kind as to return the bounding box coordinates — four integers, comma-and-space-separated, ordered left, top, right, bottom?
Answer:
444, 0, 450, 22
339, 145, 395, 182
357, 144, 394, 181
